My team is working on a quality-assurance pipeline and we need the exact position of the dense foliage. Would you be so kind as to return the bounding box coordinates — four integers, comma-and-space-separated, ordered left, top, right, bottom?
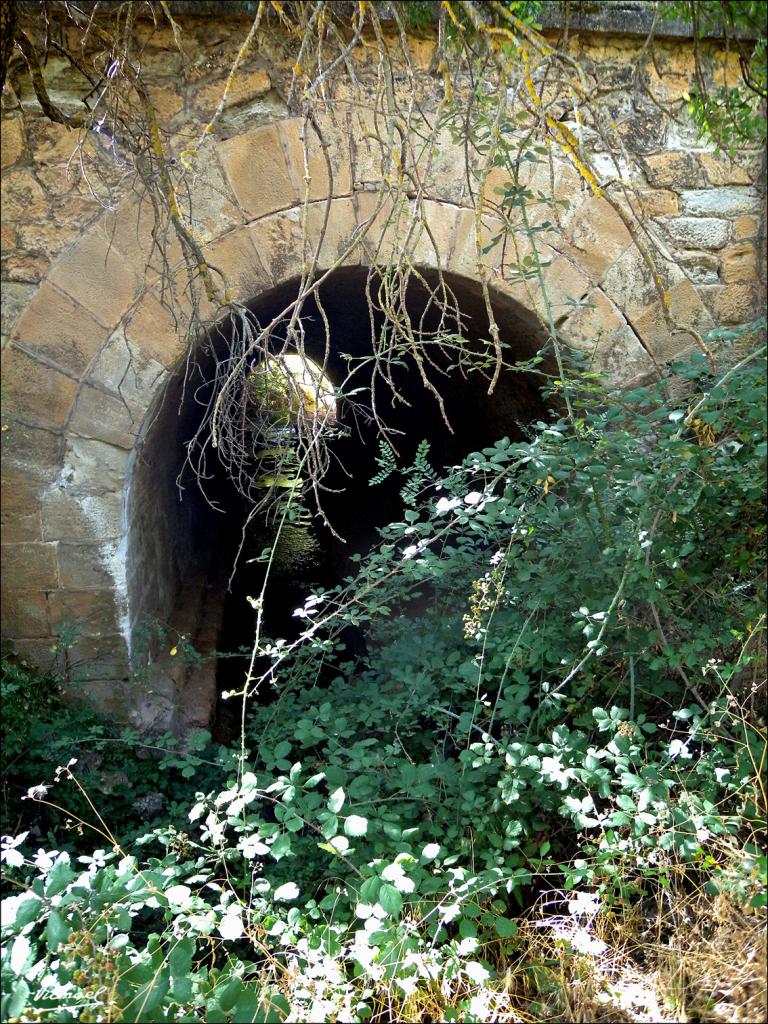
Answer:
2, 338, 765, 1022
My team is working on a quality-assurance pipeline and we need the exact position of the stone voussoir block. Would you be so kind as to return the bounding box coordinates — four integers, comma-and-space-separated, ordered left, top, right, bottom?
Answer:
48, 229, 142, 329
279, 115, 353, 202
12, 282, 110, 377
218, 124, 298, 222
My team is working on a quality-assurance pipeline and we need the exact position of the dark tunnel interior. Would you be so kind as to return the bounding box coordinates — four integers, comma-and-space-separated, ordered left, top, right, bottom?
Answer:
131, 267, 557, 739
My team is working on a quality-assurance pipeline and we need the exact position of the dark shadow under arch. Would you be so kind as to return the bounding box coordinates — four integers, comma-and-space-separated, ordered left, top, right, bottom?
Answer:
126, 267, 556, 737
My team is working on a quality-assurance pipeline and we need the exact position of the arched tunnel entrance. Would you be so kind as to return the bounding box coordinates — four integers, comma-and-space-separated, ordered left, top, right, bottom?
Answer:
127, 267, 555, 739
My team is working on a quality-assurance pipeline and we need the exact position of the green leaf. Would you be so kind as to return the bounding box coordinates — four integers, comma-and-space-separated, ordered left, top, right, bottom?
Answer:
328, 787, 346, 813
378, 883, 403, 917
46, 910, 69, 952
495, 916, 518, 938
169, 937, 194, 978
344, 815, 368, 836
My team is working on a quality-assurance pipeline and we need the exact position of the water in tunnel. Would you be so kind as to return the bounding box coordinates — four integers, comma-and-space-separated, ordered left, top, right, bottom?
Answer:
128, 267, 556, 739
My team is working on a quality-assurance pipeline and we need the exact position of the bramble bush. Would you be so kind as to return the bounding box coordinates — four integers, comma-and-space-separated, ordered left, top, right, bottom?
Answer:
1, 335, 765, 1022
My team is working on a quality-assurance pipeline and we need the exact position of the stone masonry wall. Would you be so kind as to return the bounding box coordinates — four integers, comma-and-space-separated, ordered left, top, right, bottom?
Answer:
1, 12, 764, 728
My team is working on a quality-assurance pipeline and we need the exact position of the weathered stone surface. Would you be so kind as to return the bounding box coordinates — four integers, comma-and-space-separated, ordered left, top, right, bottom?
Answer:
642, 152, 704, 189
699, 154, 754, 186
712, 284, 757, 325
638, 190, 678, 217
48, 230, 141, 328
17, 221, 78, 258
58, 544, 115, 590
733, 216, 758, 240
2, 252, 51, 283
68, 385, 140, 450
183, 152, 242, 244
1, 168, 49, 221
204, 225, 271, 300
29, 122, 78, 164
197, 68, 271, 112
720, 242, 757, 283
280, 115, 353, 203
563, 196, 633, 282
679, 188, 761, 217
1, 542, 59, 590
305, 198, 361, 268
0, 116, 26, 169
678, 251, 720, 286
631, 278, 714, 362
147, 84, 184, 121
12, 283, 108, 376
64, 634, 131, 681
42, 487, 122, 542
60, 437, 129, 494
0, 469, 42, 543
559, 288, 656, 382
0, 282, 37, 338
48, 590, 119, 636
248, 207, 306, 284
0, 421, 63, 479
660, 216, 730, 250
2, 345, 78, 429
219, 125, 298, 220
87, 330, 167, 419
123, 292, 187, 370
1, 592, 50, 638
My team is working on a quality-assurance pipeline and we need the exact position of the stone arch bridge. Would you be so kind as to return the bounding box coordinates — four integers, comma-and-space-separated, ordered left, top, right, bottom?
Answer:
1, 10, 763, 732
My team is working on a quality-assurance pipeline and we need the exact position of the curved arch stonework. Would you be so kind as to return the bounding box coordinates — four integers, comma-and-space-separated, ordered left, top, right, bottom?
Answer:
0, 113, 750, 725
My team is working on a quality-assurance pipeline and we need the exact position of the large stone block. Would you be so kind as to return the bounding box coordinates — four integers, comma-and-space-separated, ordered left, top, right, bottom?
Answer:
60, 437, 129, 494
247, 207, 306, 285
713, 284, 757, 325
563, 196, 633, 282
64, 634, 131, 683
0, 169, 49, 221
559, 288, 657, 383
660, 216, 730, 251
720, 242, 757, 284
203, 226, 271, 301
218, 125, 298, 221
1, 591, 50, 638
2, 542, 59, 590
42, 487, 122, 543
0, 469, 42, 543
12, 283, 109, 377
48, 230, 142, 329
304, 198, 362, 270
0, 116, 26, 169
280, 115, 353, 203
68, 385, 140, 450
123, 291, 187, 370
0, 282, 37, 339
196, 68, 272, 113
679, 188, 761, 217
58, 544, 115, 590
2, 345, 78, 430
86, 330, 167, 421
631, 278, 714, 363
183, 150, 243, 244
642, 152, 704, 189
0, 421, 63, 480
48, 590, 120, 637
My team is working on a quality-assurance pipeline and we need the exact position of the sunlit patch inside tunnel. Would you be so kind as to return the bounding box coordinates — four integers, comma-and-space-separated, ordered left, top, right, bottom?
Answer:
126, 267, 557, 740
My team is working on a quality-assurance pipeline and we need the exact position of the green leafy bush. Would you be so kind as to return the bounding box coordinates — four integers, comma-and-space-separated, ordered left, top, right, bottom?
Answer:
2, 341, 765, 1022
